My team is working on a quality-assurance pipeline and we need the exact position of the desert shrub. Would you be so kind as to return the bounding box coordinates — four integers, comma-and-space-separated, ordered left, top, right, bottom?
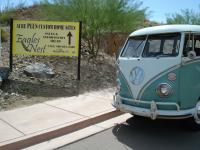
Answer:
38, 0, 148, 59
166, 6, 200, 24
0, 11, 14, 25
1, 28, 9, 42
0, 1, 26, 25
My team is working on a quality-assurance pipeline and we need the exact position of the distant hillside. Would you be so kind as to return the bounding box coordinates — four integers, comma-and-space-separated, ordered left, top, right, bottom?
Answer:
0, 1, 160, 58
0, 5, 40, 25
13, 5, 40, 20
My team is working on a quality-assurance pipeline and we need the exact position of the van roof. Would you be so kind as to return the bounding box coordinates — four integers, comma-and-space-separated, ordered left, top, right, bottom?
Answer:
130, 25, 200, 37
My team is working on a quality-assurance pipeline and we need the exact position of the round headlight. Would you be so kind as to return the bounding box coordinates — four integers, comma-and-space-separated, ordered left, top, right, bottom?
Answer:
156, 83, 172, 97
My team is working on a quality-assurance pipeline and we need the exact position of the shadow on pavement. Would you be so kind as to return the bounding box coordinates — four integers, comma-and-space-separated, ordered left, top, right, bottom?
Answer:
113, 116, 200, 150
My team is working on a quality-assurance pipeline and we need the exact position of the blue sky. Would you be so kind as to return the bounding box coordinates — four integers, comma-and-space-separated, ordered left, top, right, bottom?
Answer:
0, 0, 200, 23
0, 0, 40, 10
142, 0, 200, 23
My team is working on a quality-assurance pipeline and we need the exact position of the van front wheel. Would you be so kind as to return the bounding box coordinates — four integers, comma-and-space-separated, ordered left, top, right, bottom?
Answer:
188, 102, 200, 130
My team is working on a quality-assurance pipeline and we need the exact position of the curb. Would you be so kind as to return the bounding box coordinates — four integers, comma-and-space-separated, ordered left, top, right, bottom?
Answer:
0, 110, 124, 150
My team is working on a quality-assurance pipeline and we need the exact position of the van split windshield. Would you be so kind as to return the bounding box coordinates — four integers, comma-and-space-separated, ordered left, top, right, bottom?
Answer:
121, 36, 145, 57
121, 33, 181, 58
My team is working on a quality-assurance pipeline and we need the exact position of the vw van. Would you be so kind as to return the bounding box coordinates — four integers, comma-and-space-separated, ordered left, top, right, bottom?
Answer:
113, 25, 200, 128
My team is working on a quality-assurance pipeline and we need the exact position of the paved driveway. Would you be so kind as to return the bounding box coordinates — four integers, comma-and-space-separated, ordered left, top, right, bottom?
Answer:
59, 116, 200, 150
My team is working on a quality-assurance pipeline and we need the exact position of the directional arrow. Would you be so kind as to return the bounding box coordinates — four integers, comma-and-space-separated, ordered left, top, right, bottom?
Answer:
67, 32, 72, 45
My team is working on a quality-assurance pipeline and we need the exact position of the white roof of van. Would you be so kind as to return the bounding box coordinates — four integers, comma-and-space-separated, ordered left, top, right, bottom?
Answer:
130, 25, 200, 37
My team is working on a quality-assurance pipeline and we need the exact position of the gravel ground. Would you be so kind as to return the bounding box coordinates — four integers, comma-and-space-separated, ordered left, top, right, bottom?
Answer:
0, 32, 117, 111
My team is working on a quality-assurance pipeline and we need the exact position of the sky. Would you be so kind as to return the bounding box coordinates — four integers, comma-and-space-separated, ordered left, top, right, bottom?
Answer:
0, 0, 200, 23
0, 0, 40, 10
141, 0, 200, 23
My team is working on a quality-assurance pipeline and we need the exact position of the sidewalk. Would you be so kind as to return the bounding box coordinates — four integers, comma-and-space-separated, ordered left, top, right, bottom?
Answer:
0, 88, 123, 149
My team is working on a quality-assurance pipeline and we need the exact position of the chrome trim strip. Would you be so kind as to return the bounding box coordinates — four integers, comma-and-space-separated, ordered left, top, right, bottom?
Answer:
119, 104, 195, 118
137, 64, 181, 99
119, 95, 180, 111
182, 58, 200, 65
113, 94, 195, 119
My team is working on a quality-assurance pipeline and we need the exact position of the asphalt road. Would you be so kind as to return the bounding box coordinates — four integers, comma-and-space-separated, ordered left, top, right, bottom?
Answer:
58, 116, 200, 150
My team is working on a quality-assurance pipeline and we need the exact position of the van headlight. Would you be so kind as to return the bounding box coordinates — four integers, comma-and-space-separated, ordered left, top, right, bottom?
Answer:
156, 83, 172, 97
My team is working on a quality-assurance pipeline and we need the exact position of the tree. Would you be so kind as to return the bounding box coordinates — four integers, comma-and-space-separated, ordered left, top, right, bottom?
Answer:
0, 1, 26, 25
39, 0, 148, 59
166, 7, 200, 25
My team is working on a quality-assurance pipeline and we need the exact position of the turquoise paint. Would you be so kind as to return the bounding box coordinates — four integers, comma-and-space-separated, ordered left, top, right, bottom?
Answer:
118, 60, 200, 110
179, 60, 200, 109
140, 69, 180, 110
118, 71, 133, 99
140, 60, 200, 109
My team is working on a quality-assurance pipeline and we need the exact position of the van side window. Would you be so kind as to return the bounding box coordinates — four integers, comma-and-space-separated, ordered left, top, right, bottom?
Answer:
142, 33, 180, 57
121, 36, 146, 58
194, 35, 200, 56
183, 34, 200, 57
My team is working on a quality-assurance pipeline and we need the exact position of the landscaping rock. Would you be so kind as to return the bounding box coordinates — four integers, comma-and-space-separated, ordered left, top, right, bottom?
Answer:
0, 76, 2, 87
24, 63, 55, 78
0, 89, 3, 95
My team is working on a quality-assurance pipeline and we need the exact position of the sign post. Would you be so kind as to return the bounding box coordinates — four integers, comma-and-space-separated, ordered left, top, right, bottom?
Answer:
10, 18, 13, 72
77, 22, 82, 81
11, 19, 81, 80
0, 27, 1, 62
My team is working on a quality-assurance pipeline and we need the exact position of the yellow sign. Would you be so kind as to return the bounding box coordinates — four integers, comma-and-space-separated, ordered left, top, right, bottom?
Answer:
12, 20, 80, 57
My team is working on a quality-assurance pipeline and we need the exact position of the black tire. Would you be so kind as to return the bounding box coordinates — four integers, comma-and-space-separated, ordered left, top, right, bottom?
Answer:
131, 114, 144, 119
131, 114, 150, 121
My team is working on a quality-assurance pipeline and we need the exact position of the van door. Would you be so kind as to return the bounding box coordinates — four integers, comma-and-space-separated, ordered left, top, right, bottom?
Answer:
180, 33, 200, 109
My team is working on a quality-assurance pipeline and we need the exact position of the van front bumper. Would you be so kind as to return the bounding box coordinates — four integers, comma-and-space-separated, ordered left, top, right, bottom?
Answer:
112, 93, 196, 120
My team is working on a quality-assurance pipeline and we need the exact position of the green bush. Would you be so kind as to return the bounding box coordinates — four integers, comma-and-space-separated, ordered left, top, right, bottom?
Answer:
0, 11, 13, 25
0, 1, 26, 25
166, 6, 200, 24
39, 0, 148, 59
1, 28, 9, 42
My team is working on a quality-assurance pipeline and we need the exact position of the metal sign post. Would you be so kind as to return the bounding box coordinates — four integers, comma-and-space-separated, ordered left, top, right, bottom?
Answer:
0, 28, 2, 62
77, 21, 82, 81
10, 18, 13, 72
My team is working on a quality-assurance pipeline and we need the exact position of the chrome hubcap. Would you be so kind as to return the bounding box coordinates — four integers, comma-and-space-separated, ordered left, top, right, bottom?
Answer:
194, 102, 200, 124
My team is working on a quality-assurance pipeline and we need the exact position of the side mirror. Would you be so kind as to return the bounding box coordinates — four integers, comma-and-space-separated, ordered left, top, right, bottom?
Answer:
187, 51, 196, 59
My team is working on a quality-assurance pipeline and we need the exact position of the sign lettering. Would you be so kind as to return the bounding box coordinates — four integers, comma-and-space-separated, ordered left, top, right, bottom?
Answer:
12, 20, 80, 57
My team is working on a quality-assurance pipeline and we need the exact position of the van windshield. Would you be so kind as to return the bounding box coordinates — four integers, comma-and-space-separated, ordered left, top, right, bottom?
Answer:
142, 33, 181, 57
121, 36, 146, 58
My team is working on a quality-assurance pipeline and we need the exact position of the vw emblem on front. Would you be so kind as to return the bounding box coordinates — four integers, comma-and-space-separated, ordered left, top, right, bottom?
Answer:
129, 67, 144, 85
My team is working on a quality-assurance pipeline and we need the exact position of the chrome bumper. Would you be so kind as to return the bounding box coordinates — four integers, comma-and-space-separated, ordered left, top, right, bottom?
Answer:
112, 93, 196, 120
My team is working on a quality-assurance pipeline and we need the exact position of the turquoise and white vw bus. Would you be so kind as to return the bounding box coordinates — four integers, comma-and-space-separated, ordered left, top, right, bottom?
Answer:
113, 25, 200, 128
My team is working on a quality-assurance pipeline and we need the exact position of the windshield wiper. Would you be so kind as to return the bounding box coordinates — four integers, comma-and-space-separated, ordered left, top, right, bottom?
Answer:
132, 40, 144, 57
